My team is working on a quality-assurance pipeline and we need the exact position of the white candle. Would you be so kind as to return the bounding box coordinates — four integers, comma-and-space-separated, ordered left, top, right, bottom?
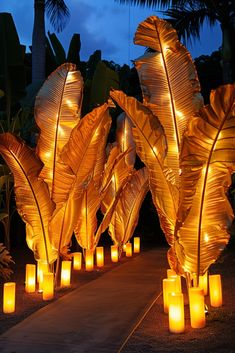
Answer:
168, 292, 185, 333
3, 282, 16, 314
25, 264, 36, 293
111, 245, 119, 262
73, 252, 82, 270
96, 246, 104, 267
125, 243, 132, 257
85, 249, 94, 271
61, 260, 71, 287
43, 272, 54, 301
163, 278, 177, 313
209, 274, 222, 307
133, 237, 140, 253
189, 287, 206, 328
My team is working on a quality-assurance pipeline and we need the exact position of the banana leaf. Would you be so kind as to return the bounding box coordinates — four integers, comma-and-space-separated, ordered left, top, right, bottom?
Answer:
116, 112, 136, 168
134, 15, 203, 188
175, 84, 235, 277
0, 133, 56, 264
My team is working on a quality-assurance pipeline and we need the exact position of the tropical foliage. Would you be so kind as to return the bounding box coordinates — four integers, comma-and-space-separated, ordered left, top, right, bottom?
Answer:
110, 15, 235, 282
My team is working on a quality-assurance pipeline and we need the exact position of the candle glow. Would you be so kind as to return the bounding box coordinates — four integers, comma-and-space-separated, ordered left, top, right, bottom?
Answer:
189, 287, 206, 328
125, 243, 132, 257
61, 261, 71, 287
133, 237, 140, 253
96, 247, 104, 267
168, 292, 185, 334
25, 264, 36, 293
3, 282, 16, 314
111, 245, 119, 262
43, 272, 54, 301
73, 252, 82, 270
163, 278, 177, 313
85, 250, 94, 271
209, 274, 222, 307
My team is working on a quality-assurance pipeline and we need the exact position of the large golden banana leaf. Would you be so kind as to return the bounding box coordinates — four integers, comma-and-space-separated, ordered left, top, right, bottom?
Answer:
74, 179, 101, 250
0, 133, 56, 264
134, 16, 203, 187
175, 84, 235, 277
100, 145, 133, 214
49, 104, 111, 255
110, 90, 178, 245
92, 119, 111, 189
109, 167, 149, 246
35, 63, 83, 200
116, 112, 136, 167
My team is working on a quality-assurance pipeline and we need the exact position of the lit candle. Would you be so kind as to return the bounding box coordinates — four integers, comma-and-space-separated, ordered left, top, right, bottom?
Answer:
167, 273, 182, 293
125, 243, 132, 257
73, 252, 82, 270
163, 278, 177, 313
85, 249, 94, 271
96, 246, 104, 267
3, 282, 16, 314
168, 292, 185, 334
25, 264, 36, 293
61, 260, 71, 287
111, 245, 119, 262
193, 271, 208, 295
43, 272, 54, 301
189, 287, 206, 328
209, 274, 222, 307
133, 237, 140, 253
167, 268, 176, 277
37, 260, 48, 292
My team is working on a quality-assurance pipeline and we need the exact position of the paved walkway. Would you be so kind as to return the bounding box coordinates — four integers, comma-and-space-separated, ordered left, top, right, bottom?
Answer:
0, 248, 168, 353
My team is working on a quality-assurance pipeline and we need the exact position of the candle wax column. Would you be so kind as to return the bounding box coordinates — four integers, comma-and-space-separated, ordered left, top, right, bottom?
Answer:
73, 252, 82, 270
209, 274, 222, 307
163, 278, 177, 313
37, 260, 48, 292
111, 245, 119, 262
125, 243, 132, 257
168, 292, 185, 334
43, 272, 54, 301
189, 287, 206, 328
61, 261, 71, 287
133, 237, 140, 253
3, 282, 16, 314
96, 247, 104, 267
85, 250, 94, 271
25, 264, 36, 293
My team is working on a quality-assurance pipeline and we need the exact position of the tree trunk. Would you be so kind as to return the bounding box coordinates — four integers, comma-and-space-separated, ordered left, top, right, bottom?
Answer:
221, 24, 233, 84
32, 0, 46, 83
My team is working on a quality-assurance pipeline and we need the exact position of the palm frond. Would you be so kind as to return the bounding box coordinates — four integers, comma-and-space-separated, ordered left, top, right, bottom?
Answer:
45, 0, 70, 32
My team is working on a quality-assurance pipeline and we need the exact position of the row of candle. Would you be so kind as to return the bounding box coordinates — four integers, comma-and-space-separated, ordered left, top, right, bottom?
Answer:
2, 239, 140, 314
164, 269, 223, 333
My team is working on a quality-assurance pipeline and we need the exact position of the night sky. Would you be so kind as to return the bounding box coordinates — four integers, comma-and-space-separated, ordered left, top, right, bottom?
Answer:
1, 0, 222, 66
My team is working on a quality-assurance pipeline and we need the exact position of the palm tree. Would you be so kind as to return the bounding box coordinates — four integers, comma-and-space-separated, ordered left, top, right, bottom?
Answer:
32, 0, 70, 83
116, 0, 235, 83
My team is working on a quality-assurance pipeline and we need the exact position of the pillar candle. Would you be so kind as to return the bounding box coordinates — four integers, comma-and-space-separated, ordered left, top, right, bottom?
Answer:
133, 237, 140, 253
85, 249, 94, 271
189, 287, 206, 328
3, 282, 16, 314
168, 292, 185, 334
163, 278, 177, 313
111, 245, 119, 262
167, 269, 176, 277
96, 246, 104, 267
25, 264, 36, 293
73, 252, 82, 270
209, 274, 222, 307
167, 274, 182, 293
37, 260, 48, 292
193, 271, 208, 295
61, 260, 71, 287
43, 272, 54, 301
125, 243, 132, 257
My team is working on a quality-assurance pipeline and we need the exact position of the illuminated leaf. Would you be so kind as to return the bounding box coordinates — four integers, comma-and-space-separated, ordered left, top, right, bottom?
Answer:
0, 133, 56, 264
176, 84, 235, 275
116, 112, 136, 167
109, 167, 149, 247
110, 90, 178, 245
134, 16, 203, 187
35, 63, 83, 200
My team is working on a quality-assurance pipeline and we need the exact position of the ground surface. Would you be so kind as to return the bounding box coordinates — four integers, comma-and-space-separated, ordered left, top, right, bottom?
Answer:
0, 241, 235, 353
